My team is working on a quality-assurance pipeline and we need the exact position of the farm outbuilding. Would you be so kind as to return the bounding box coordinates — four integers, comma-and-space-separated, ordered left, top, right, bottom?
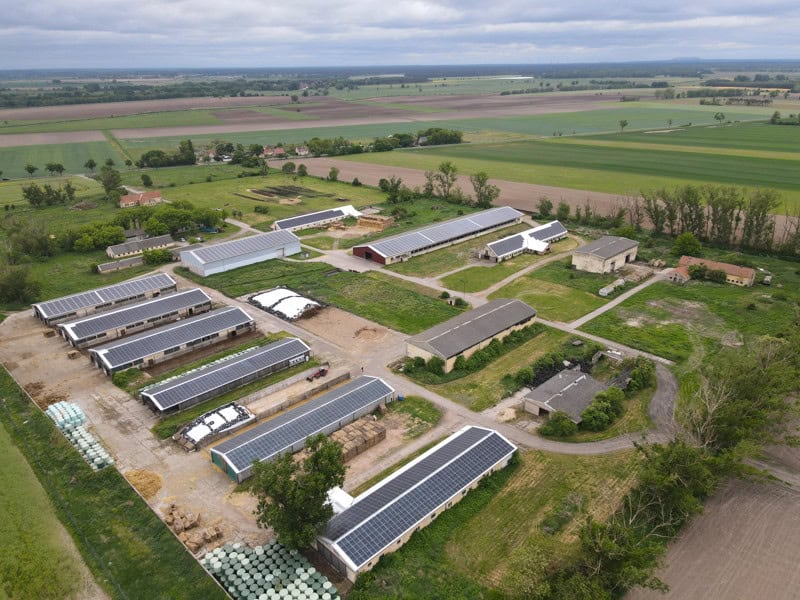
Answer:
317, 425, 517, 581
272, 205, 361, 232
58, 288, 213, 348
119, 190, 163, 208
140, 337, 311, 414
106, 234, 176, 259
32, 273, 177, 325
96, 256, 145, 274
669, 256, 756, 287
180, 231, 301, 276
484, 220, 568, 262
352, 207, 523, 265
406, 299, 537, 373
89, 306, 256, 375
210, 376, 395, 483
523, 369, 607, 424
572, 236, 639, 274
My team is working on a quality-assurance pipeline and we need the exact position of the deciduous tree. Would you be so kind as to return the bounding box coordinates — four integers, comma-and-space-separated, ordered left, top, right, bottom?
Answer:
470, 171, 500, 208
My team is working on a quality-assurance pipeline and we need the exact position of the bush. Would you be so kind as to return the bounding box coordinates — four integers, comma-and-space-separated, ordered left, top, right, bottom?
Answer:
142, 248, 173, 265
580, 404, 612, 431
253, 205, 270, 214
453, 297, 468, 308
707, 269, 727, 284
352, 177, 362, 186
439, 291, 450, 299
426, 356, 445, 376
672, 232, 702, 257
141, 174, 153, 187
453, 355, 467, 371
539, 412, 578, 437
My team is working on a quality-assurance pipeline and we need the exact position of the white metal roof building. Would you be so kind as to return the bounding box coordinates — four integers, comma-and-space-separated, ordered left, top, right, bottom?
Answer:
32, 273, 177, 325
272, 205, 361, 232
210, 376, 395, 482
180, 231, 301, 276
58, 288, 213, 348
484, 220, 568, 262
318, 426, 517, 581
352, 207, 523, 265
89, 306, 256, 375
140, 337, 311, 414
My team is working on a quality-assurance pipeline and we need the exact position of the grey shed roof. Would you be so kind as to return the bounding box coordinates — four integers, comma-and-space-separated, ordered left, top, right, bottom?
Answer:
361, 207, 522, 259
407, 299, 536, 359
525, 369, 606, 423
274, 208, 345, 230
181, 231, 299, 265
59, 289, 211, 342
140, 337, 310, 411
321, 426, 516, 571
107, 234, 174, 256
90, 306, 254, 371
32, 273, 176, 321
574, 236, 638, 260
211, 376, 394, 474
97, 257, 145, 273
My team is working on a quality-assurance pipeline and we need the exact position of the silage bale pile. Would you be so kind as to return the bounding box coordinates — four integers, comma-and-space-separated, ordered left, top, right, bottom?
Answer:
45, 401, 114, 470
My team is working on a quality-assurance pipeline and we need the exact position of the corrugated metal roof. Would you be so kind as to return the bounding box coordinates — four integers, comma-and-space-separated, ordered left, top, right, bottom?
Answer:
274, 208, 345, 230
32, 273, 176, 320
525, 370, 606, 423
107, 234, 174, 257
359, 207, 523, 259
59, 289, 211, 342
529, 220, 567, 242
407, 299, 537, 359
322, 426, 516, 570
574, 236, 638, 260
90, 306, 254, 370
97, 257, 145, 273
141, 337, 310, 411
487, 221, 567, 259
211, 376, 394, 473
181, 231, 299, 265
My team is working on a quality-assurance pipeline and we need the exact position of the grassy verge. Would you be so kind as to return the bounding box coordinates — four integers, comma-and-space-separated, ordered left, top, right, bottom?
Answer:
177, 261, 461, 334
384, 223, 530, 277
0, 421, 84, 599
0, 367, 226, 599
426, 326, 571, 411
385, 395, 442, 439
350, 449, 639, 598
152, 359, 319, 440
439, 237, 579, 293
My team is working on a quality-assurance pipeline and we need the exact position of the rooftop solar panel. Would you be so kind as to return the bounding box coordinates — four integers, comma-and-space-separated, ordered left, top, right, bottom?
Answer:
90, 306, 254, 370
324, 427, 515, 569
487, 234, 525, 257
182, 231, 299, 265
33, 273, 176, 320
141, 337, 310, 411
529, 221, 567, 242
365, 207, 522, 258
211, 376, 394, 473
274, 209, 345, 230
59, 289, 211, 341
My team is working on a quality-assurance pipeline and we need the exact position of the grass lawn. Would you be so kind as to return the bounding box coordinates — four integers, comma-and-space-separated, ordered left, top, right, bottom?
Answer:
0, 367, 226, 599
0, 421, 84, 599
429, 326, 571, 411
177, 260, 461, 334
385, 223, 530, 277
385, 395, 443, 439
0, 141, 126, 179
440, 236, 579, 292
350, 449, 639, 598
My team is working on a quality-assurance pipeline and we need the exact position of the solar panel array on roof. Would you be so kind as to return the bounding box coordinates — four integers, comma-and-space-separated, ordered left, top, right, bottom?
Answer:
487, 234, 525, 257
211, 376, 394, 477
322, 426, 515, 570
363, 207, 522, 259
59, 289, 211, 344
529, 220, 567, 242
141, 337, 310, 412
32, 273, 176, 322
90, 306, 254, 372
274, 209, 345, 230
182, 231, 299, 265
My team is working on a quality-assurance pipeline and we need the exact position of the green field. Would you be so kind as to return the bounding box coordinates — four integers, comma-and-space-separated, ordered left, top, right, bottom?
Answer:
0, 367, 226, 599
428, 326, 571, 411
386, 223, 530, 277
488, 259, 623, 322
350, 449, 639, 598
177, 260, 461, 334
439, 237, 580, 293
0, 141, 126, 179
0, 421, 85, 599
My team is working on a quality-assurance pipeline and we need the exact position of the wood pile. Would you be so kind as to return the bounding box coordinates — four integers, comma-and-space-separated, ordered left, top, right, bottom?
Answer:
331, 417, 386, 462
162, 502, 223, 553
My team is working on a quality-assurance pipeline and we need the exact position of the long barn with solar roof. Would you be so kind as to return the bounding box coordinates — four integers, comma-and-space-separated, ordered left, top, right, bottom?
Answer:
352, 207, 523, 265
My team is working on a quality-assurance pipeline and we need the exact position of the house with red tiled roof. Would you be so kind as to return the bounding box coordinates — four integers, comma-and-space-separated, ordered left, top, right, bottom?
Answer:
119, 190, 164, 209
669, 255, 756, 287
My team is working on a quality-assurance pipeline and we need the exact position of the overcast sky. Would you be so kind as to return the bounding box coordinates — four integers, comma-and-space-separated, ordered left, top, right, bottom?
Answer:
2, 1, 798, 69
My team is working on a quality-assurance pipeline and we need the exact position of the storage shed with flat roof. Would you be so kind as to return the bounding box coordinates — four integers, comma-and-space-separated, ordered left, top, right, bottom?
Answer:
180, 231, 301, 276
89, 306, 255, 375
406, 299, 536, 373
317, 425, 516, 581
